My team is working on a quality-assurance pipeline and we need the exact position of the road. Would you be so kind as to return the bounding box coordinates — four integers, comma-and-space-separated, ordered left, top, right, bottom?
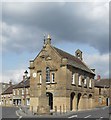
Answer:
1, 106, 19, 118
68, 106, 110, 119
1, 106, 110, 119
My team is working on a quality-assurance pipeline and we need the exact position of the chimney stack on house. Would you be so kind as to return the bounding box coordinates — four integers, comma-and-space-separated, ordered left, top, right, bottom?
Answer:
97, 75, 101, 80
9, 80, 12, 86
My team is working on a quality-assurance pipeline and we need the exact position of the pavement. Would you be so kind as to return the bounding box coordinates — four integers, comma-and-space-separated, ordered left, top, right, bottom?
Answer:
16, 105, 111, 118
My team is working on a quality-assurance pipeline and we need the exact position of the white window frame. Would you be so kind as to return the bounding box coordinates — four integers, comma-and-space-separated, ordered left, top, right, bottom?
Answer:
89, 79, 92, 88
27, 98, 30, 105
78, 75, 82, 86
84, 78, 87, 85
72, 73, 76, 84
22, 89, 24, 95
52, 73, 55, 83
13, 90, 15, 95
39, 73, 42, 84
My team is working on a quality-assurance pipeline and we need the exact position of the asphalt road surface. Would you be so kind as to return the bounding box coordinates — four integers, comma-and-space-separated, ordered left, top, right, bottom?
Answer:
1, 106, 19, 118
1, 106, 110, 119
68, 106, 110, 119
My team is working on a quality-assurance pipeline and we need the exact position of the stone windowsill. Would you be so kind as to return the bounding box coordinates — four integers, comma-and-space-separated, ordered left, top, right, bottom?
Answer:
78, 85, 82, 87
37, 82, 57, 85
71, 83, 76, 86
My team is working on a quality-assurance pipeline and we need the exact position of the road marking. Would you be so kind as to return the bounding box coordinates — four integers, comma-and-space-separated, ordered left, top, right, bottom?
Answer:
68, 115, 77, 118
16, 111, 22, 120
84, 115, 91, 118
102, 106, 108, 110
100, 116, 103, 119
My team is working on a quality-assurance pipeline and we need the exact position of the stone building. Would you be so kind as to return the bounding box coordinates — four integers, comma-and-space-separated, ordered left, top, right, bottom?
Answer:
94, 78, 111, 107
0, 82, 11, 105
13, 76, 30, 106
1, 83, 14, 106
29, 35, 95, 113
1, 75, 30, 107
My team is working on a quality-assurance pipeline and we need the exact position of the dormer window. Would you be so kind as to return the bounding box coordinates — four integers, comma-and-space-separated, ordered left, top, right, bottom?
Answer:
46, 67, 50, 83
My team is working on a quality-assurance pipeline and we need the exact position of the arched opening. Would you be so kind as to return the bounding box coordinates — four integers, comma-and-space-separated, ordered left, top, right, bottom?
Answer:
106, 98, 109, 106
89, 94, 92, 99
77, 93, 81, 110
46, 92, 53, 109
70, 92, 75, 111
88, 94, 93, 109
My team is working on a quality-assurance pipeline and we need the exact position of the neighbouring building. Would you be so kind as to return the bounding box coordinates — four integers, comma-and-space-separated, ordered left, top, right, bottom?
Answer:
13, 76, 30, 106
29, 35, 95, 113
0, 82, 11, 105
1, 76, 30, 107
1, 82, 14, 106
94, 78, 111, 107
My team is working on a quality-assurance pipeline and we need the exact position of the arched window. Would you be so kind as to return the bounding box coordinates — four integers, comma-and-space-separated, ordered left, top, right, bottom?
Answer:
46, 67, 50, 82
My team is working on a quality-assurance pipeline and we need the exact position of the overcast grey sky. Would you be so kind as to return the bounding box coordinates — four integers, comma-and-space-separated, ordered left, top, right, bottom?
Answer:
1, 1, 109, 83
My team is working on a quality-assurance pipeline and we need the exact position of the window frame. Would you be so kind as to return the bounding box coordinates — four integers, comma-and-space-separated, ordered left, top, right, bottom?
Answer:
72, 73, 76, 85
52, 72, 55, 83
46, 67, 50, 83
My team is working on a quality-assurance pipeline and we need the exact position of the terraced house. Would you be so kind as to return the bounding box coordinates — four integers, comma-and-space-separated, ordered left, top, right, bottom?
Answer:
1, 82, 14, 106
1, 76, 30, 107
13, 76, 30, 106
94, 78, 111, 107
29, 35, 95, 114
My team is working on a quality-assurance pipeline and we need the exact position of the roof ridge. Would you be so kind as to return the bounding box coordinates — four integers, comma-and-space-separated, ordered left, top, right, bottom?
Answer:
53, 46, 94, 74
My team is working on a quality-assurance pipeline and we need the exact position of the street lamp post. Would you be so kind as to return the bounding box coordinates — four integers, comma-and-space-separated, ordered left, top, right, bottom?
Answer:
24, 70, 28, 106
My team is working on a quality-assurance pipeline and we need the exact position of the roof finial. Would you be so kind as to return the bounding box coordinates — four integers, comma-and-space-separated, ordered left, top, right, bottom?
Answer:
47, 34, 51, 44
47, 34, 51, 39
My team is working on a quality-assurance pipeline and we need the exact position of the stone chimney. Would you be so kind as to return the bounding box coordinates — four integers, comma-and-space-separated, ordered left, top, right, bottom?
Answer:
97, 75, 101, 80
75, 49, 83, 60
9, 80, 12, 86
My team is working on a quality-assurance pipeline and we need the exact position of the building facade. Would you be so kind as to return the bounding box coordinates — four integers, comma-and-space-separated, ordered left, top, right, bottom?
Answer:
94, 78, 111, 107
29, 35, 95, 113
1, 84, 14, 106
13, 77, 30, 106
0, 82, 11, 105
1, 77, 30, 107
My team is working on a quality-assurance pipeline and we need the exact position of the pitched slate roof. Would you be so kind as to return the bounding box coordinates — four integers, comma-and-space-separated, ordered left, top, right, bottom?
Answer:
94, 78, 111, 88
1, 85, 15, 95
13, 78, 30, 89
53, 47, 94, 74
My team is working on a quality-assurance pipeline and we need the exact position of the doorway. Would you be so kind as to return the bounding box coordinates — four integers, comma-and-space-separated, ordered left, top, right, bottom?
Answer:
46, 92, 53, 109
70, 92, 75, 111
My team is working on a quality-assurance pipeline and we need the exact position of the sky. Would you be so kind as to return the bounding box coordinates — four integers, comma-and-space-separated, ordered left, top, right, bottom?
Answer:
1, 0, 110, 83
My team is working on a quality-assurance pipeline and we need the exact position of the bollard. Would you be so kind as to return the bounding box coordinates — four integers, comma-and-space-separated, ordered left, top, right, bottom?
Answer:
66, 105, 67, 113
63, 104, 65, 114
55, 106, 57, 115
37, 106, 39, 113
60, 106, 62, 114
37, 106, 38, 113
31, 106, 33, 114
